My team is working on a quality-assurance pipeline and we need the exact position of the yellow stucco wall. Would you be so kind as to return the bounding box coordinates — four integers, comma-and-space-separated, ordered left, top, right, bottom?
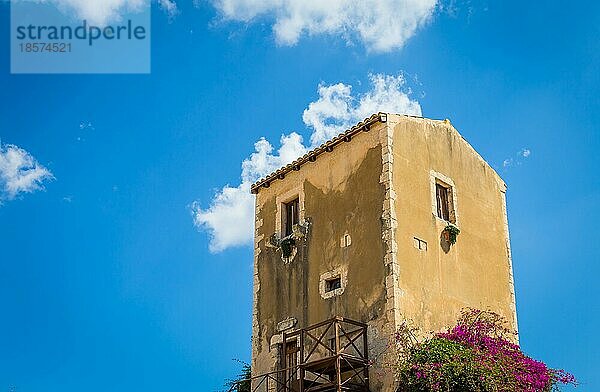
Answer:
388, 114, 517, 334
252, 120, 398, 390
250, 114, 517, 391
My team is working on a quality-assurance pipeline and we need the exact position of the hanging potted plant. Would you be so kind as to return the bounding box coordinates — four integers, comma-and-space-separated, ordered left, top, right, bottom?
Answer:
280, 237, 296, 258
270, 221, 310, 261
443, 223, 460, 245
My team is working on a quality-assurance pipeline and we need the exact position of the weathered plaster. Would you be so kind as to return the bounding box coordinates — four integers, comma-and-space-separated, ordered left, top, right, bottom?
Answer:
388, 114, 518, 336
251, 114, 518, 391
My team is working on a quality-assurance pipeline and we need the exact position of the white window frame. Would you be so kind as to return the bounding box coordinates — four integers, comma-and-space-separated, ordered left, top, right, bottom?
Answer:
319, 267, 348, 299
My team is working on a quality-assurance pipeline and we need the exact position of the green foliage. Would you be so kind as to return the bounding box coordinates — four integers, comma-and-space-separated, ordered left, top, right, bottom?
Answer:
224, 361, 251, 392
395, 309, 576, 392
443, 224, 460, 245
398, 337, 483, 391
281, 237, 296, 258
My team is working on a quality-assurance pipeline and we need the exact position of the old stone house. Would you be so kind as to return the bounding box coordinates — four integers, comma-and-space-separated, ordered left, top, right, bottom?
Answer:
248, 113, 517, 392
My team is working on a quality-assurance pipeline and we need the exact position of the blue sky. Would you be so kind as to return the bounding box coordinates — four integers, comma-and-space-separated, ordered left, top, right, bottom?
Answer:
0, 0, 599, 391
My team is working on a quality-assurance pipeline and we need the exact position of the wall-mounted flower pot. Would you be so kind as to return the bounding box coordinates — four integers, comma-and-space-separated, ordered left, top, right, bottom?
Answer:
442, 230, 450, 242
280, 237, 296, 258
443, 224, 460, 245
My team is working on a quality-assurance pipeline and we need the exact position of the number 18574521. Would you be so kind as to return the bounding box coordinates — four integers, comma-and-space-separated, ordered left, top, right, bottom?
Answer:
19, 42, 72, 53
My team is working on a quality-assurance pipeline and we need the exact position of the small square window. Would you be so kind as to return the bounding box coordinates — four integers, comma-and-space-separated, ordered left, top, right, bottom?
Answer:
319, 269, 347, 299
325, 277, 342, 292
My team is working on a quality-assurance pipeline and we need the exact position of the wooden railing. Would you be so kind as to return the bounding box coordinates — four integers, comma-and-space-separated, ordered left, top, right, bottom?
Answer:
228, 316, 370, 392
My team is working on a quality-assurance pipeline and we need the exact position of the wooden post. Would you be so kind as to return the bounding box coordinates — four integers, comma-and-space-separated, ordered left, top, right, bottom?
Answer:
335, 320, 342, 392
363, 324, 370, 391
299, 329, 305, 392
282, 331, 287, 392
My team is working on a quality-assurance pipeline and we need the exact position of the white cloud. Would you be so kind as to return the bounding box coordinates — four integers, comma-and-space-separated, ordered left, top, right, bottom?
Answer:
158, 0, 178, 18
502, 147, 531, 169
192, 73, 421, 252
211, 0, 437, 52
191, 183, 254, 253
77, 121, 95, 142
12, 0, 176, 26
192, 134, 307, 252
79, 121, 94, 130
0, 142, 54, 203
304, 73, 422, 145
42, 0, 146, 25
519, 148, 531, 158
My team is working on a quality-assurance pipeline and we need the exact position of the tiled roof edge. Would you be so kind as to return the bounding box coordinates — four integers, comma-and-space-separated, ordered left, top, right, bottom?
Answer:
250, 112, 387, 194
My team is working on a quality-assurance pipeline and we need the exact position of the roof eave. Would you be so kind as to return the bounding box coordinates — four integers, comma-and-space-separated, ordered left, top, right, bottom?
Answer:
250, 113, 388, 194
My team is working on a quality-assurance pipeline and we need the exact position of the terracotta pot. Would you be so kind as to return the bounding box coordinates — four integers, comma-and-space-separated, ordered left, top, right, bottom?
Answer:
442, 230, 450, 242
